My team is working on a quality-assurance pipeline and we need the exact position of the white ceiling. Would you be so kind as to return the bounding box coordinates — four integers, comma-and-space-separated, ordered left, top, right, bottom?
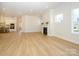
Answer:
0, 2, 61, 16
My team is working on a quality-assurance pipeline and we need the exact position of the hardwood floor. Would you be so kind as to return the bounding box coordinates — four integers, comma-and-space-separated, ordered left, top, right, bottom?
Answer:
0, 32, 79, 56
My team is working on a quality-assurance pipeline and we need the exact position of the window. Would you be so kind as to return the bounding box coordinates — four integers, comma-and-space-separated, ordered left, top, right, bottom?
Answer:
55, 13, 63, 23
72, 8, 79, 33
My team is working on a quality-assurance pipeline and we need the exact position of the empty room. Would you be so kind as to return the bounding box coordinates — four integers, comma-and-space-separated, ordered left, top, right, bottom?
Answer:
0, 2, 79, 56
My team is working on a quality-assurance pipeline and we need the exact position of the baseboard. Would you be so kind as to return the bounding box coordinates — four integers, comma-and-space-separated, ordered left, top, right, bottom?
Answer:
51, 34, 79, 45
21, 32, 41, 33
48, 33, 54, 36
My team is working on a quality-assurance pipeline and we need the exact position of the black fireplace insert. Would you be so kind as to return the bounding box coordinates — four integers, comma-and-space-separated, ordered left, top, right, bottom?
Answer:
10, 23, 15, 29
43, 27, 47, 35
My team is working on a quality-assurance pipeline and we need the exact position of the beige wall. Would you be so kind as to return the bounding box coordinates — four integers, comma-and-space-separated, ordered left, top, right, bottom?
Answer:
52, 3, 79, 44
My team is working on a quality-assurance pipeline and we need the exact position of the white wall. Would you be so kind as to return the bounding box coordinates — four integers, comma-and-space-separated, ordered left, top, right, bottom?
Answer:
21, 15, 41, 32
51, 2, 79, 44
48, 10, 54, 36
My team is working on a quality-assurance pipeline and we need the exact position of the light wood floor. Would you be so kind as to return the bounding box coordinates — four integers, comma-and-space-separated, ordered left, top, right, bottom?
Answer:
0, 32, 79, 56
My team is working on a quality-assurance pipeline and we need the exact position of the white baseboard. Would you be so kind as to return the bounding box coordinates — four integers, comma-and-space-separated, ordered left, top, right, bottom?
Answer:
49, 34, 79, 45
48, 33, 54, 36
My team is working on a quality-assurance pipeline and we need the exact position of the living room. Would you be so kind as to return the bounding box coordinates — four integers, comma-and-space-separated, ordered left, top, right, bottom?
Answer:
0, 2, 79, 56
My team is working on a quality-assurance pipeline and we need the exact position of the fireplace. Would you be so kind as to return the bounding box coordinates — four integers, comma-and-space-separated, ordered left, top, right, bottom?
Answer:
43, 27, 47, 35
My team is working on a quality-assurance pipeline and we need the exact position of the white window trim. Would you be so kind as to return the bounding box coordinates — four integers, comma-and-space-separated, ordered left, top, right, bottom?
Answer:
71, 8, 79, 34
